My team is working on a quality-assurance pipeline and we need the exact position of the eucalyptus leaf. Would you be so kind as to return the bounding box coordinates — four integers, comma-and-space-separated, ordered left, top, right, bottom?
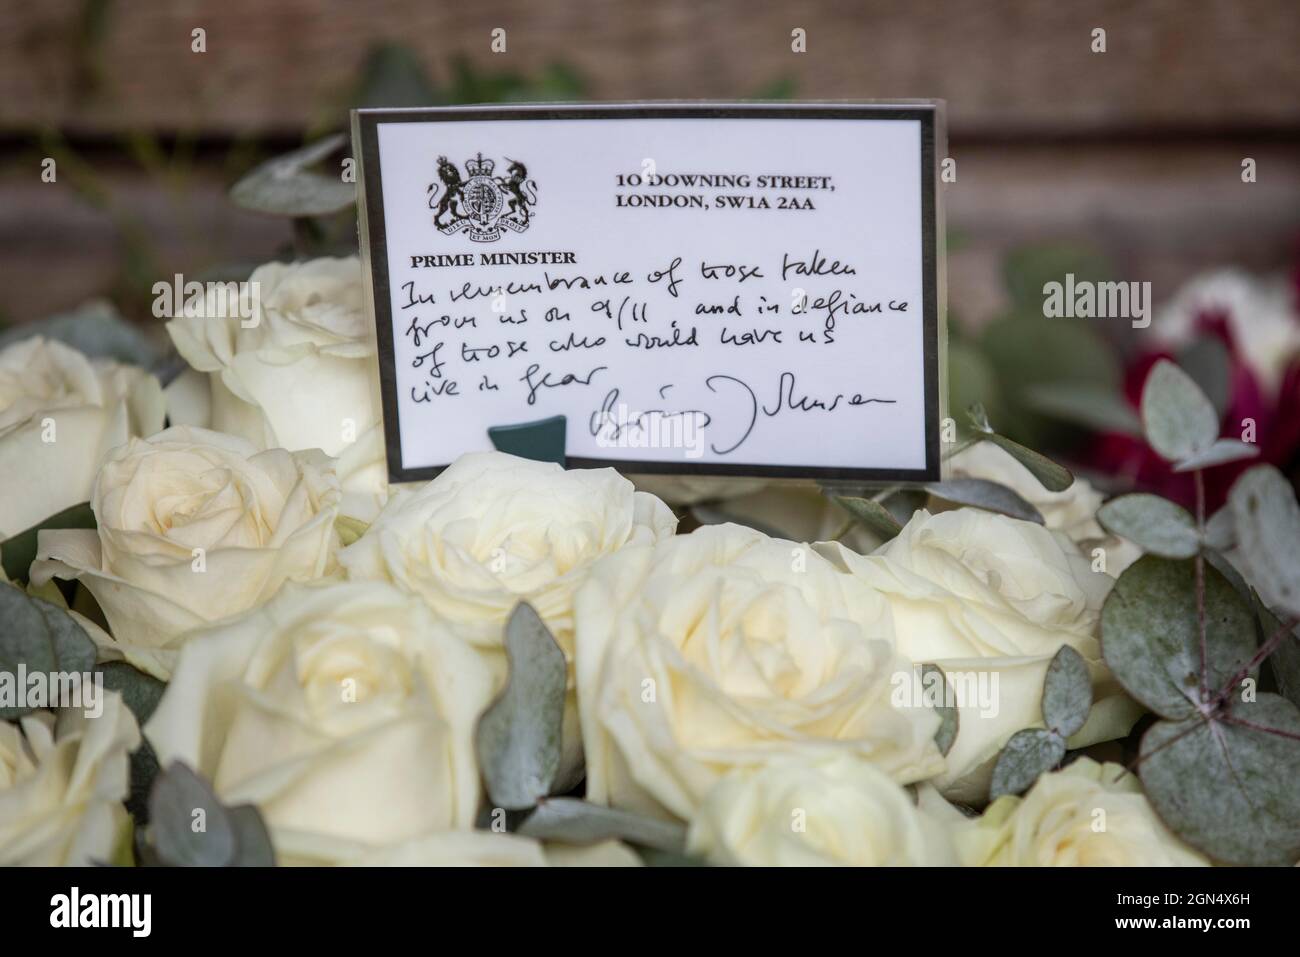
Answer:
0, 586, 98, 720
1097, 494, 1199, 559
227, 805, 277, 867
0, 300, 163, 368
1139, 695, 1300, 866
1041, 645, 1092, 738
1100, 556, 1256, 720
832, 495, 903, 541
1022, 381, 1142, 436
1203, 507, 1235, 552
1172, 438, 1259, 473
230, 134, 355, 217
98, 660, 167, 726
1, 501, 96, 583
921, 663, 959, 756
148, 763, 238, 867
1206, 548, 1251, 603
1229, 465, 1300, 617
983, 433, 1073, 493
883, 488, 929, 527
1140, 360, 1219, 463
475, 602, 567, 810
124, 740, 160, 827
518, 797, 687, 854
925, 477, 1044, 524
0, 585, 56, 719
989, 728, 1065, 800
35, 600, 96, 674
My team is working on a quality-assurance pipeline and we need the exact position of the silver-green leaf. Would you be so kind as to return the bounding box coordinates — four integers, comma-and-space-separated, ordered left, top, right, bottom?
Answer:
518, 797, 687, 854
230, 134, 355, 217
475, 602, 567, 810
1172, 438, 1259, 473
1041, 645, 1092, 738
925, 478, 1044, 524
989, 728, 1065, 800
1203, 506, 1235, 552
921, 663, 959, 756
984, 433, 1074, 493
0, 300, 164, 368
98, 660, 166, 725
227, 804, 277, 867
0, 585, 97, 719
832, 495, 903, 541
148, 763, 238, 867
1097, 493, 1199, 559
1229, 465, 1300, 617
1140, 359, 1219, 463
1100, 556, 1256, 720
1139, 695, 1300, 866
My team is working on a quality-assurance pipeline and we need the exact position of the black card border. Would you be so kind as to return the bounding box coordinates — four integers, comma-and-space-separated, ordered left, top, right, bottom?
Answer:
353, 103, 943, 485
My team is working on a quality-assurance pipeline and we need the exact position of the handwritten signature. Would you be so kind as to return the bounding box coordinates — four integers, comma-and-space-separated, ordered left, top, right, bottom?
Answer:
587, 373, 894, 457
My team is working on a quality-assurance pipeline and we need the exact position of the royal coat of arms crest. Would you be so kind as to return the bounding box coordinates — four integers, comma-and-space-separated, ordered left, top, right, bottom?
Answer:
427, 153, 538, 242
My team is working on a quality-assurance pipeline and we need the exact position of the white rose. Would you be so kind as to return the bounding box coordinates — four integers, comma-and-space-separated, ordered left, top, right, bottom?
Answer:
1154, 268, 1300, 393
946, 443, 1140, 576
341, 451, 675, 779
0, 337, 163, 539
575, 523, 945, 823
31, 426, 341, 679
955, 758, 1209, 866
276, 829, 640, 867
165, 256, 386, 520
342, 832, 549, 867
144, 581, 494, 853
821, 508, 1143, 803
341, 451, 676, 659
0, 692, 139, 865
687, 754, 958, 866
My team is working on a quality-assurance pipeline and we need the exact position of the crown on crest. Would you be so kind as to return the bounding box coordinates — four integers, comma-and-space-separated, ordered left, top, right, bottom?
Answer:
465, 153, 495, 176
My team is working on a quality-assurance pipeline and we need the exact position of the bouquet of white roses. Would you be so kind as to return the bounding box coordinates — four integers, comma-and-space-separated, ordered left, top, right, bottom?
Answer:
1, 255, 1297, 868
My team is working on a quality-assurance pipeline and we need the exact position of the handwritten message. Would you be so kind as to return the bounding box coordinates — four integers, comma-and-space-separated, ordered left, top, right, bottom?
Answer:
359, 107, 939, 481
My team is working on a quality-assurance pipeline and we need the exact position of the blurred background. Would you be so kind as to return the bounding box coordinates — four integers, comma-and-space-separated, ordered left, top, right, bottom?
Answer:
2, 0, 1298, 498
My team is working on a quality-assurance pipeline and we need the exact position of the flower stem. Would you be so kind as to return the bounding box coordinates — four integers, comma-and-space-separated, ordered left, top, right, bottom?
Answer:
1194, 469, 1208, 702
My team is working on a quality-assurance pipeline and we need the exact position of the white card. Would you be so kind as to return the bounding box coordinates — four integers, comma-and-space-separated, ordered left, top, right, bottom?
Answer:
353, 103, 943, 482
